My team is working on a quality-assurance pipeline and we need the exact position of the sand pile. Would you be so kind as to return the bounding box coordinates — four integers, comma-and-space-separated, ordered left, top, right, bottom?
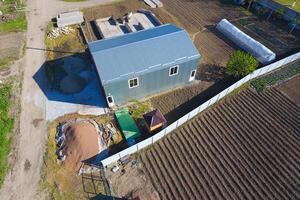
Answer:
62, 121, 100, 172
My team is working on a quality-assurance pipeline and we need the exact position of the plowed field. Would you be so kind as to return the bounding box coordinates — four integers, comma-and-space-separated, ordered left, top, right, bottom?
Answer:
277, 75, 300, 107
141, 88, 300, 200
161, 0, 246, 31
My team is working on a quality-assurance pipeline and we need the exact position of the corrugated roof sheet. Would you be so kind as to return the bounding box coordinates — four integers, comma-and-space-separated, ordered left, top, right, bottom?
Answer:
56, 11, 84, 28
88, 24, 200, 84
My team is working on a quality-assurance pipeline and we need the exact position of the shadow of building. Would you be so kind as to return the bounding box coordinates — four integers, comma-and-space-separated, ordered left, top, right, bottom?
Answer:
33, 53, 107, 107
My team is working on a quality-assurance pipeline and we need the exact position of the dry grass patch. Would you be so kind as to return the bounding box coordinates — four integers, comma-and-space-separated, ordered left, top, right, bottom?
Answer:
45, 24, 86, 60
40, 113, 116, 199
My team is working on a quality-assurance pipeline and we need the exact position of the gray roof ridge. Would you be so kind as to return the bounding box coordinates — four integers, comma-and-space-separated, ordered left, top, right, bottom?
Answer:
88, 23, 175, 45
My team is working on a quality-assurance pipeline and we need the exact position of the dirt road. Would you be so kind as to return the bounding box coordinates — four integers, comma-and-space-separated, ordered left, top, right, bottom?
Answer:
0, 0, 114, 199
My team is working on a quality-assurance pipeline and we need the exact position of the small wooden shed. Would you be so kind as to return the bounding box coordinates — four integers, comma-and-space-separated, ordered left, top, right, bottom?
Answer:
143, 109, 167, 132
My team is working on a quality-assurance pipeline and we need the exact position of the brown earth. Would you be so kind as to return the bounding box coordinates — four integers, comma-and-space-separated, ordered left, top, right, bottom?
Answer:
161, 0, 246, 30
106, 164, 160, 200
277, 75, 300, 107
232, 18, 300, 57
150, 81, 212, 115
150, 75, 237, 124
140, 87, 300, 200
194, 29, 238, 67
0, 32, 25, 67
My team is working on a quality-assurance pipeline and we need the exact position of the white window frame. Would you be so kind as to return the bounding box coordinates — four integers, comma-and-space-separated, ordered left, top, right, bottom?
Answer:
189, 69, 197, 81
128, 77, 139, 88
169, 65, 179, 76
106, 95, 115, 107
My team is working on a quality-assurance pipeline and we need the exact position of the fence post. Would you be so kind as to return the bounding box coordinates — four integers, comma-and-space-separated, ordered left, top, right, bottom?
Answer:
233, 82, 239, 91
265, 63, 273, 74
176, 120, 179, 128
187, 111, 191, 121
163, 128, 167, 136
207, 99, 212, 107
197, 104, 202, 114
152, 136, 154, 145
216, 93, 222, 102
248, 72, 253, 83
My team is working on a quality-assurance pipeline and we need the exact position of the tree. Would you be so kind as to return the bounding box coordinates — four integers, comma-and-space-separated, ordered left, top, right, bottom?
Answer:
226, 51, 258, 78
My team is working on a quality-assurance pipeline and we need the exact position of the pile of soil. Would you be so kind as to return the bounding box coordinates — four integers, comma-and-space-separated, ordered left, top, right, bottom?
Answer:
62, 121, 100, 172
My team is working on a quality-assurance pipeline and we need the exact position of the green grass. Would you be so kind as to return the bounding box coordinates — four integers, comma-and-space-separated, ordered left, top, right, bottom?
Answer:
128, 99, 151, 120
0, 12, 27, 32
275, 0, 300, 12
0, 84, 14, 187
251, 62, 300, 91
0, 0, 27, 32
0, 59, 11, 71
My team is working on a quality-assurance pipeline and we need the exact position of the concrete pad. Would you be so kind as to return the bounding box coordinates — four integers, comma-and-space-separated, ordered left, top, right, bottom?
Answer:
46, 100, 105, 121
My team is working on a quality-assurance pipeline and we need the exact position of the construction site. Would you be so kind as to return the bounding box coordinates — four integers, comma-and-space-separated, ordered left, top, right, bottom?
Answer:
82, 10, 161, 42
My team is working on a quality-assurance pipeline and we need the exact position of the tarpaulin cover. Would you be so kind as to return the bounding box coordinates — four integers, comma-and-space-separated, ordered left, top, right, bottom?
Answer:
115, 108, 141, 141
216, 19, 276, 64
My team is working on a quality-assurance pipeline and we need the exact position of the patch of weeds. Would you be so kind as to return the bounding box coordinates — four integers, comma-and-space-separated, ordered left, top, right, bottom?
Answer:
0, 59, 11, 71
0, 84, 14, 187
20, 39, 27, 57
0, 12, 27, 32
238, 7, 252, 16
239, 19, 248, 26
251, 62, 300, 91
128, 99, 151, 120
45, 25, 86, 60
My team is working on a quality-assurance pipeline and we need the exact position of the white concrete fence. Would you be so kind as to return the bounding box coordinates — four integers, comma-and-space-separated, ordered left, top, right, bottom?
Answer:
101, 52, 300, 167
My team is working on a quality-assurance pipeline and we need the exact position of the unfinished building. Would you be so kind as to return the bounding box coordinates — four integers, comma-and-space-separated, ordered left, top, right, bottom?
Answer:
94, 10, 161, 39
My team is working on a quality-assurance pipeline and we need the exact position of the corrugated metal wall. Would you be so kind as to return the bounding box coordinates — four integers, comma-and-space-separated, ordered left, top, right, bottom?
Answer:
103, 58, 200, 105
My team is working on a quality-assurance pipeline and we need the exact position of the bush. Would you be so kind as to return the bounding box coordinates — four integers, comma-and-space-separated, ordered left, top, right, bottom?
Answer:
226, 50, 258, 78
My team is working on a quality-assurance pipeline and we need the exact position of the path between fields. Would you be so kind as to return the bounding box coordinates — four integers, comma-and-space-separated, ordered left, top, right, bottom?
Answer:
0, 0, 115, 200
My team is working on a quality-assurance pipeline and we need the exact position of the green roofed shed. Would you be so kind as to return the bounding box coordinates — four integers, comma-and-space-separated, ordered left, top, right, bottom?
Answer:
115, 108, 141, 144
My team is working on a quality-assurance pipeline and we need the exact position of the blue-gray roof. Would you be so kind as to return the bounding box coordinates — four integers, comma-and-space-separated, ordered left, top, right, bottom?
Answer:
88, 24, 200, 84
